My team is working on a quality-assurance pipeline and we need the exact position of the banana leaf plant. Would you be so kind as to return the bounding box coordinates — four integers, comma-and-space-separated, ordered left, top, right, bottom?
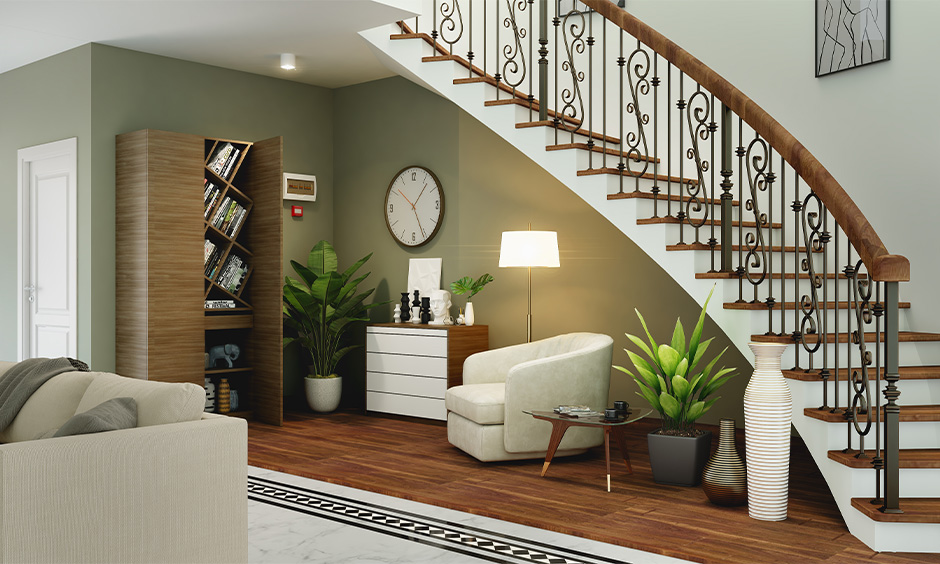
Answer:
283, 240, 386, 379
614, 286, 736, 436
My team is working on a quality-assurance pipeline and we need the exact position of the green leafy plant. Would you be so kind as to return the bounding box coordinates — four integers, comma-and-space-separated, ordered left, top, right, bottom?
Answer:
613, 286, 736, 436
283, 240, 386, 379
450, 273, 494, 301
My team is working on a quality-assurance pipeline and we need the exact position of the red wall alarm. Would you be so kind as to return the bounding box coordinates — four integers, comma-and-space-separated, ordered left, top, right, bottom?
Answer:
291, 205, 303, 217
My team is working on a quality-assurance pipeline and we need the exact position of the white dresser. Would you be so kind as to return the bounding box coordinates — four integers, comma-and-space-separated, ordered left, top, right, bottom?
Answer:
366, 324, 488, 420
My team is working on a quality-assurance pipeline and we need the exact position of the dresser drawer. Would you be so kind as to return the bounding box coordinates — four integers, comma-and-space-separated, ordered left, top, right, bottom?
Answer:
366, 332, 448, 357
366, 352, 446, 378
367, 372, 446, 398
366, 392, 446, 421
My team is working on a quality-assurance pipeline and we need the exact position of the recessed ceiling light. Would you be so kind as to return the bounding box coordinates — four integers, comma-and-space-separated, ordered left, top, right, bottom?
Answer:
280, 53, 296, 70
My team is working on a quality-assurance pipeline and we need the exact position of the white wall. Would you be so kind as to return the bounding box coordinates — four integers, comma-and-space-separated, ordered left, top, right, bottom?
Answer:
625, 0, 940, 331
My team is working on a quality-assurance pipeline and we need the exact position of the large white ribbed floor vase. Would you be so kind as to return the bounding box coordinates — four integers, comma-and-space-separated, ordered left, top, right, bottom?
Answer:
744, 342, 792, 521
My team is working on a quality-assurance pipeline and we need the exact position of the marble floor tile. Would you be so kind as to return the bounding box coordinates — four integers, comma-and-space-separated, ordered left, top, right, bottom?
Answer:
248, 466, 693, 564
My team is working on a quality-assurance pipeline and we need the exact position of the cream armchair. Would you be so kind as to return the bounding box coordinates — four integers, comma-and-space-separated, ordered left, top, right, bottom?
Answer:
445, 333, 614, 462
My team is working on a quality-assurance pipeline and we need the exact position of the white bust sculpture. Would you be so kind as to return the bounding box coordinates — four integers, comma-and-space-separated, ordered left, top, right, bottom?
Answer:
429, 289, 452, 325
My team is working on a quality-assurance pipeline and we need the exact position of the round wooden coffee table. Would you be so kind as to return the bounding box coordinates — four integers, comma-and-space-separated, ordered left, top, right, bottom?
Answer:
524, 408, 651, 492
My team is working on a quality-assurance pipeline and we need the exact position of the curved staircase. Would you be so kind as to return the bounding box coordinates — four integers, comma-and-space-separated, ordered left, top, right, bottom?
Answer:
361, 0, 940, 552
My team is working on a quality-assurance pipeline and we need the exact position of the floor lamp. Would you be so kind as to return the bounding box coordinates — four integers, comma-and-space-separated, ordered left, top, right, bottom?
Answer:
498, 229, 560, 343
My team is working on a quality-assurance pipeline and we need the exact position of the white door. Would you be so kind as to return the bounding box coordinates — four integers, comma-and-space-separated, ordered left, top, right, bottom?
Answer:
17, 138, 78, 360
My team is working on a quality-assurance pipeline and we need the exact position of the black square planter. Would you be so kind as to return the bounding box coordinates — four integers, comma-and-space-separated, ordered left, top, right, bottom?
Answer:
647, 430, 712, 487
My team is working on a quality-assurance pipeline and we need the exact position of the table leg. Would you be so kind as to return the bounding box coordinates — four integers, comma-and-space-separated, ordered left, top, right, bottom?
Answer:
611, 426, 633, 474
604, 428, 612, 492
540, 419, 571, 477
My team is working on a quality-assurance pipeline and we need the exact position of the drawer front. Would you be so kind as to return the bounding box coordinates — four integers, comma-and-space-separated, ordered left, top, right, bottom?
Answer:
366, 392, 446, 421
367, 326, 448, 338
366, 333, 447, 357
366, 352, 447, 378
367, 372, 447, 399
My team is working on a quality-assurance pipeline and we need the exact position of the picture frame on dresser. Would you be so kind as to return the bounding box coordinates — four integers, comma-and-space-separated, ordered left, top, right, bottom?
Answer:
365, 324, 488, 421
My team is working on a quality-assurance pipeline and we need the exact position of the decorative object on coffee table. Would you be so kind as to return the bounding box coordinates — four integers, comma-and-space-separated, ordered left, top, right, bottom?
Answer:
614, 285, 737, 487
745, 342, 792, 520
702, 418, 747, 507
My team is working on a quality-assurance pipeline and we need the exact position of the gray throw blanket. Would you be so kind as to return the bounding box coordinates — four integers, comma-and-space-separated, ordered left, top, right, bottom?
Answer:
0, 357, 89, 433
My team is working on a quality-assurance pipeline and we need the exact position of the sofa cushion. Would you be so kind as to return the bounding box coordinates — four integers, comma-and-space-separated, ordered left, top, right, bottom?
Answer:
445, 383, 505, 425
0, 371, 95, 443
74, 373, 204, 427
52, 397, 138, 438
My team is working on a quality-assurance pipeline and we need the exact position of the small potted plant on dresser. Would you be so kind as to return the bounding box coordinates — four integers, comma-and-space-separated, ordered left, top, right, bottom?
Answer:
450, 273, 493, 326
614, 286, 737, 486
283, 240, 384, 413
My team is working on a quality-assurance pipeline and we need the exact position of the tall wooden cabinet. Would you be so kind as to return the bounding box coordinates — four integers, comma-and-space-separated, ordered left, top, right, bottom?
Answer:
116, 129, 284, 425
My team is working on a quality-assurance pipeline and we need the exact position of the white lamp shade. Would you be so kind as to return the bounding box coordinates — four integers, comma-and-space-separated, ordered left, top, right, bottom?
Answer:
498, 231, 560, 268
280, 53, 296, 70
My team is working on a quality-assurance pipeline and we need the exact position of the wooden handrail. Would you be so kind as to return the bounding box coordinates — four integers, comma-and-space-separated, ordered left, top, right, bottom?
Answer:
580, 0, 909, 282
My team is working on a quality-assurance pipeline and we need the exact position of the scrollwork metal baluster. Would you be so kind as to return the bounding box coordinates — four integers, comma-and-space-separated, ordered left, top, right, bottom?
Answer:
871, 282, 884, 504
651, 54, 660, 217
744, 135, 769, 303
800, 191, 826, 377
707, 94, 717, 272
440, 0, 463, 55
792, 176, 802, 370
765, 152, 776, 334
625, 40, 651, 192
677, 73, 686, 244
685, 85, 710, 245
502, 0, 528, 99
848, 259, 875, 458
560, 8, 586, 142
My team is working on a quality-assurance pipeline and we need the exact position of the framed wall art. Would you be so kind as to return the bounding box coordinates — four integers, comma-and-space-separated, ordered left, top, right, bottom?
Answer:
283, 172, 317, 202
816, 0, 889, 77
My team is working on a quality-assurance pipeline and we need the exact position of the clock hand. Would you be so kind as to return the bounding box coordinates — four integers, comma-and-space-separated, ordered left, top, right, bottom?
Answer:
414, 184, 428, 205
413, 209, 426, 239
397, 189, 415, 209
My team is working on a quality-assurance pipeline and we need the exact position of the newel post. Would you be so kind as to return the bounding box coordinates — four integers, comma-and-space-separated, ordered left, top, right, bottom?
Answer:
881, 281, 902, 513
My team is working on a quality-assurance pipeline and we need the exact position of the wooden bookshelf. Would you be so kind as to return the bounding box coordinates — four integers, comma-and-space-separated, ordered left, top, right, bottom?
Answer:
116, 129, 283, 425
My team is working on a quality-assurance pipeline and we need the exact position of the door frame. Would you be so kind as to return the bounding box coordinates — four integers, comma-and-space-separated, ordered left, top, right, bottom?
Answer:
17, 137, 78, 360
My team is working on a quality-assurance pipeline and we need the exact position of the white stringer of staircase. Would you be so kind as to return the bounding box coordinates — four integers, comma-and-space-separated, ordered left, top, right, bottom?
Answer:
361, 23, 940, 553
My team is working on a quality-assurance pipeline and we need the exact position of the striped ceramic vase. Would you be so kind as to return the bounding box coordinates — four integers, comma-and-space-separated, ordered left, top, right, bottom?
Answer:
702, 419, 747, 506
744, 342, 792, 521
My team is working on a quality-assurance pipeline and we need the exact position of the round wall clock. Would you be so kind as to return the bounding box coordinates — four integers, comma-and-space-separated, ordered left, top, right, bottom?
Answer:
384, 165, 445, 247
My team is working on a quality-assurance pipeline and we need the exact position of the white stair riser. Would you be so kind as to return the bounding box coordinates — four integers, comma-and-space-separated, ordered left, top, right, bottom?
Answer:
742, 309, 913, 334
774, 341, 939, 369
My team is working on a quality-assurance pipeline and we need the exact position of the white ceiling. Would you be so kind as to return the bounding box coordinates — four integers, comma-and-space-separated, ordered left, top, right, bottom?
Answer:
0, 0, 421, 89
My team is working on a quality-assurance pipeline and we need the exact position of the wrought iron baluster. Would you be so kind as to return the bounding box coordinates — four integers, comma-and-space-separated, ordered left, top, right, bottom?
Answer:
848, 259, 874, 459
538, 0, 549, 122
617, 29, 625, 194
780, 158, 786, 337
871, 282, 884, 505
821, 204, 831, 398
684, 84, 710, 246
707, 93, 717, 272
560, 7, 586, 144
882, 281, 901, 514
765, 150, 775, 333
651, 54, 660, 218
833, 226, 841, 416
800, 191, 825, 378
553, 4, 560, 144
528, 0, 534, 120
744, 134, 769, 305
792, 176, 801, 370
625, 40, 651, 193
586, 11, 594, 169
495, 0, 501, 100
667, 62, 672, 218
601, 18, 607, 170
719, 104, 733, 272
735, 117, 745, 302
844, 245, 853, 412
502, 0, 528, 101
468, 0, 474, 78
432, 0, 439, 43
677, 72, 686, 244
484, 0, 488, 77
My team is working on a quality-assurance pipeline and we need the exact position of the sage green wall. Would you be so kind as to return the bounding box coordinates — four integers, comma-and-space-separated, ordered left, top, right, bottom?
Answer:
88, 44, 334, 374
0, 46, 93, 363
334, 76, 751, 425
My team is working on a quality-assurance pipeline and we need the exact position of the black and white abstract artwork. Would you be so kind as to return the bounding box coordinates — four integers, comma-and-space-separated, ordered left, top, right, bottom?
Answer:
816, 0, 889, 77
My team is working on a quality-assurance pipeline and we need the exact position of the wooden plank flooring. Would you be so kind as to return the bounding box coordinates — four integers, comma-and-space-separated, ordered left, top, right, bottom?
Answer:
248, 410, 940, 564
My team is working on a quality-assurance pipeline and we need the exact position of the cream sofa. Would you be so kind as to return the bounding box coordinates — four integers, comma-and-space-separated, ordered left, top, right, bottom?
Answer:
0, 361, 247, 564
446, 333, 614, 462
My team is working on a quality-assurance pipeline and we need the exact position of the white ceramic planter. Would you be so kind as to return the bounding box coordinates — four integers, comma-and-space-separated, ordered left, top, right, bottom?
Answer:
464, 302, 475, 326
745, 342, 792, 521
305, 375, 342, 413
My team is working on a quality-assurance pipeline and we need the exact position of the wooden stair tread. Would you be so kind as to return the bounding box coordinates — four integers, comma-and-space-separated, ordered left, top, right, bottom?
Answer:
785, 366, 940, 381
516, 121, 621, 145
753, 331, 940, 344
638, 216, 779, 228
607, 191, 732, 205
833, 449, 940, 469
698, 271, 864, 280
484, 98, 583, 127
668, 243, 820, 253
807, 406, 940, 423
581, 167, 698, 185
547, 143, 659, 163
724, 300, 910, 311
852, 498, 940, 523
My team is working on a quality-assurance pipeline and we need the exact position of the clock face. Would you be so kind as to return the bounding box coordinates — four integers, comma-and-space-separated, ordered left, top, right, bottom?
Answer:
384, 166, 444, 247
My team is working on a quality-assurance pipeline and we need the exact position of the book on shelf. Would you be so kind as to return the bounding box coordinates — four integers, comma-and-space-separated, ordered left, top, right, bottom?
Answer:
220, 148, 240, 179
205, 299, 236, 309
218, 202, 243, 234
216, 254, 248, 294
208, 143, 235, 176
226, 206, 247, 237
204, 183, 221, 219
203, 239, 217, 265
211, 196, 230, 227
